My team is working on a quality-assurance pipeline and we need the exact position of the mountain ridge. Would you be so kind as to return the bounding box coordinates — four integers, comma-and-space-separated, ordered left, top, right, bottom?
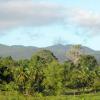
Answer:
0, 44, 100, 63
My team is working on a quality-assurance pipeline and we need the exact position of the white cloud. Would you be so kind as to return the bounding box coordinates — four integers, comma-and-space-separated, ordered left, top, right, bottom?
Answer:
0, 0, 65, 30
68, 8, 100, 35
0, 0, 100, 37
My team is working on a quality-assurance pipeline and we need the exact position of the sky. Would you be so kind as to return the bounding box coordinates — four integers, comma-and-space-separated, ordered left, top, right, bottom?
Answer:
0, 0, 100, 50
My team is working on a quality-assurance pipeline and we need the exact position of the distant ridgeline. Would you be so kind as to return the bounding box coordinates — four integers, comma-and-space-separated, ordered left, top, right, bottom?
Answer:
0, 44, 100, 64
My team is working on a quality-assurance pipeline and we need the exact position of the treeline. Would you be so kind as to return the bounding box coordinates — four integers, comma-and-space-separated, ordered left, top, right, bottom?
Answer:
0, 45, 100, 96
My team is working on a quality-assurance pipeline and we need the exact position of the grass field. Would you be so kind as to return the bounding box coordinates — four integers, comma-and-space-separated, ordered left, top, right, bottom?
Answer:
0, 92, 100, 100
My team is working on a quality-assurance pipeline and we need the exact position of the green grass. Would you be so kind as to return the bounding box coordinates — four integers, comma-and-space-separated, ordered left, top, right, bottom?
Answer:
0, 92, 100, 100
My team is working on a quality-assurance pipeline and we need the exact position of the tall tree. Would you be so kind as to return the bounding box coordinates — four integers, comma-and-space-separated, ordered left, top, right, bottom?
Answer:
43, 61, 63, 95
62, 61, 75, 90
67, 45, 83, 63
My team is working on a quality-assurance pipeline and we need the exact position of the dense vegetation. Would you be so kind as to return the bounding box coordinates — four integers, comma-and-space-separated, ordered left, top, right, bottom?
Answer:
0, 45, 100, 99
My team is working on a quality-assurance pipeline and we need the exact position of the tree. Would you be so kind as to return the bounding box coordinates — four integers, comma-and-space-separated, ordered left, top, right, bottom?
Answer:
62, 61, 75, 91
76, 55, 98, 71
69, 69, 95, 92
28, 50, 58, 94
32, 50, 58, 64
43, 61, 63, 95
0, 57, 14, 83
29, 55, 46, 94
13, 59, 31, 94
0, 57, 15, 91
93, 66, 100, 92
67, 45, 83, 63
67, 55, 98, 93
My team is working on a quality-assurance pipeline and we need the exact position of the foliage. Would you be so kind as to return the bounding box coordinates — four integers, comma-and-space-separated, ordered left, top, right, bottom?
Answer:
0, 49, 100, 97
43, 61, 63, 95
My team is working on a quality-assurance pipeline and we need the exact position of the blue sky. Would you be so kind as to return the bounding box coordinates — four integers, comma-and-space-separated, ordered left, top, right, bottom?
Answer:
0, 0, 100, 50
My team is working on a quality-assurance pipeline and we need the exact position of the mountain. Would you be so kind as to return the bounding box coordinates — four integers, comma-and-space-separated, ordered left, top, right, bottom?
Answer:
0, 44, 38, 60
46, 44, 100, 63
0, 44, 100, 63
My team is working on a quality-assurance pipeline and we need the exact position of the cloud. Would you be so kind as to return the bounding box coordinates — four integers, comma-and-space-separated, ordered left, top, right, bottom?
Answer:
0, 0, 65, 30
68, 8, 100, 35
0, 0, 100, 37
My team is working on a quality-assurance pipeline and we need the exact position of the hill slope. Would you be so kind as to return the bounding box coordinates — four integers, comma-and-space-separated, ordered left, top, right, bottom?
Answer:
0, 44, 100, 63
